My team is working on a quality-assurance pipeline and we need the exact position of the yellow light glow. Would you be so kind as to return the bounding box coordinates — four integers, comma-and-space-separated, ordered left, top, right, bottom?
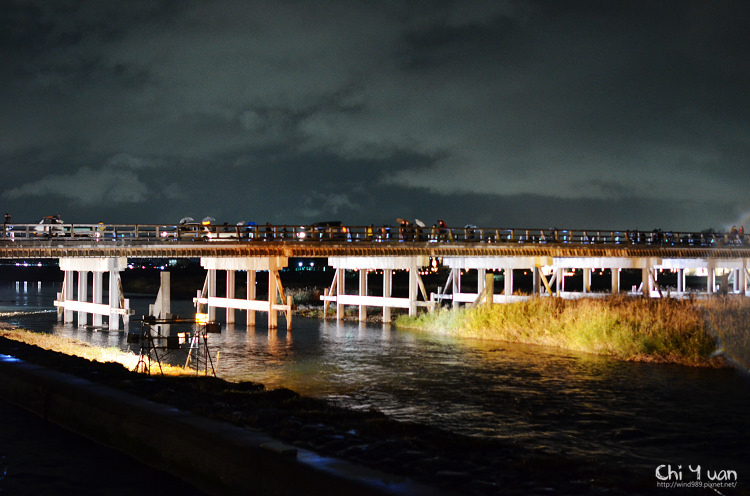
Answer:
195, 312, 209, 324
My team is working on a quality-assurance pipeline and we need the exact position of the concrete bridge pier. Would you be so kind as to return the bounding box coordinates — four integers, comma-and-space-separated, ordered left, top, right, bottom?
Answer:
655, 258, 750, 296
728, 263, 749, 295
504, 268, 513, 299
552, 257, 661, 297
383, 269, 392, 323
642, 267, 655, 296
451, 268, 460, 309
443, 256, 552, 305
77, 270, 88, 325
611, 268, 621, 294
322, 256, 432, 322
196, 257, 291, 330
738, 264, 748, 295
226, 270, 236, 324
676, 268, 685, 294
93, 271, 103, 326
246, 270, 256, 326
358, 269, 368, 322
582, 268, 592, 294
55, 257, 132, 330
148, 271, 171, 321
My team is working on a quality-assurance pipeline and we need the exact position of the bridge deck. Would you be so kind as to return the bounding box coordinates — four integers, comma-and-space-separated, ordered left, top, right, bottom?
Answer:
1, 222, 748, 260
1, 239, 750, 260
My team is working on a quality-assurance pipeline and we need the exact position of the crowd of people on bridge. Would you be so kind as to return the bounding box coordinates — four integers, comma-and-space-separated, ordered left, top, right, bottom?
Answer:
1, 212, 747, 247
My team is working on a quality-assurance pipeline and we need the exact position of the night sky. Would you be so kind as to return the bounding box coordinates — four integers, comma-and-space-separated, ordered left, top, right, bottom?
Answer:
2, 1, 749, 232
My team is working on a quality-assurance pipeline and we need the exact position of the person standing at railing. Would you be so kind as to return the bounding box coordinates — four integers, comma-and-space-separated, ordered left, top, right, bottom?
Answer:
95, 222, 105, 241
3, 213, 10, 239
398, 219, 407, 241
437, 219, 447, 241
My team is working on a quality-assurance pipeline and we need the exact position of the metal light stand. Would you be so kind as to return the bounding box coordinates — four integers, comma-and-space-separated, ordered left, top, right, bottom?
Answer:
132, 318, 163, 375
184, 322, 220, 376
129, 317, 220, 376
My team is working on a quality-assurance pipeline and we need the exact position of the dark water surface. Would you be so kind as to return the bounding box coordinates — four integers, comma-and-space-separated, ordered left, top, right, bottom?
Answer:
2, 281, 749, 490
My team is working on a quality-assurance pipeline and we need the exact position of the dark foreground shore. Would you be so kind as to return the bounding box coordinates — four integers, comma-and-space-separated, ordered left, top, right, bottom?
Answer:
0, 396, 212, 496
0, 335, 672, 496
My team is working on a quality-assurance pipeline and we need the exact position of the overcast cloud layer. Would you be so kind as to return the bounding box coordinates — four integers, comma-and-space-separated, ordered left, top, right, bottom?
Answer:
2, 0, 749, 231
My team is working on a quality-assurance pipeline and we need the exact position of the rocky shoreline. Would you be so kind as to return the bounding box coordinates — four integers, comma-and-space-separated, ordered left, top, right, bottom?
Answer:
0, 334, 661, 495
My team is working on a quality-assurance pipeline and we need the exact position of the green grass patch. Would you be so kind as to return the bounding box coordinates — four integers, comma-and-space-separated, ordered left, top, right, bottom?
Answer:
396, 295, 747, 367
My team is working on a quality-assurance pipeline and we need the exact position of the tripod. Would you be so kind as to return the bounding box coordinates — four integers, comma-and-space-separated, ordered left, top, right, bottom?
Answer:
184, 324, 216, 376
133, 321, 163, 375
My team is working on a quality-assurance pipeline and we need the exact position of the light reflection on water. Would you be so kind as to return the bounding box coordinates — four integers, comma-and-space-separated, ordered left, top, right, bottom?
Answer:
2, 282, 750, 475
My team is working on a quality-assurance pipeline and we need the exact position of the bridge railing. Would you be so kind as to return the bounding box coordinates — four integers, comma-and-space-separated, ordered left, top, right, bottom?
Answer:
0, 223, 745, 247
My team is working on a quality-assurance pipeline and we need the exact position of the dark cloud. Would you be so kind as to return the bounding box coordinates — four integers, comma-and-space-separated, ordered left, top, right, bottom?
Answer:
1, 0, 748, 231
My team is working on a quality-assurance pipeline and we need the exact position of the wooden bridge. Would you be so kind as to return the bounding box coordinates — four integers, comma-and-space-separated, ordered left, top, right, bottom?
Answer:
2, 223, 748, 330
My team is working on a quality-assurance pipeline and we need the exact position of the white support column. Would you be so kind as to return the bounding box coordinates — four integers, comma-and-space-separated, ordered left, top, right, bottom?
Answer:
120, 274, 130, 329
92, 272, 103, 327
452, 268, 460, 309
611, 268, 620, 294
642, 267, 654, 297
226, 270, 236, 324
408, 262, 418, 317
57, 273, 65, 322
739, 263, 747, 295
159, 271, 171, 318
247, 270, 256, 326
268, 269, 278, 329
358, 269, 367, 322
207, 269, 217, 321
276, 271, 292, 331
383, 269, 392, 323
77, 271, 88, 326
556, 268, 562, 295
336, 268, 345, 321
677, 268, 685, 293
582, 268, 591, 294
532, 266, 540, 296
504, 268, 513, 302
484, 272, 494, 307
147, 272, 171, 336
707, 267, 715, 295
733, 268, 740, 294
108, 270, 119, 330
64, 271, 74, 323
477, 268, 486, 295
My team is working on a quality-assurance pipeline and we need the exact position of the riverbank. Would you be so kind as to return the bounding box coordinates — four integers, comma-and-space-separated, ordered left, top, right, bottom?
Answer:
0, 325, 667, 495
395, 295, 750, 369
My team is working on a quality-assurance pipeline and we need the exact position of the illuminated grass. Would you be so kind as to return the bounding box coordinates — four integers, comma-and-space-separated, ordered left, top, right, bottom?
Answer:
396, 295, 746, 367
0, 328, 189, 375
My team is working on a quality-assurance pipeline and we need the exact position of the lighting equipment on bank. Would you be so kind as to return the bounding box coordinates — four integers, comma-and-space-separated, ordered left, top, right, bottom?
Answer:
128, 315, 221, 376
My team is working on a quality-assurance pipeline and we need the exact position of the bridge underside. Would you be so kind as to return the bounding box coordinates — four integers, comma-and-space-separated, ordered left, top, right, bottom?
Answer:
54, 257, 133, 331
321, 255, 749, 323
197, 257, 292, 330
8, 245, 748, 329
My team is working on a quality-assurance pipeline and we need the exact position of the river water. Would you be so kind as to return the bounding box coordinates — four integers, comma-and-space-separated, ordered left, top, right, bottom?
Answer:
2, 280, 749, 489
